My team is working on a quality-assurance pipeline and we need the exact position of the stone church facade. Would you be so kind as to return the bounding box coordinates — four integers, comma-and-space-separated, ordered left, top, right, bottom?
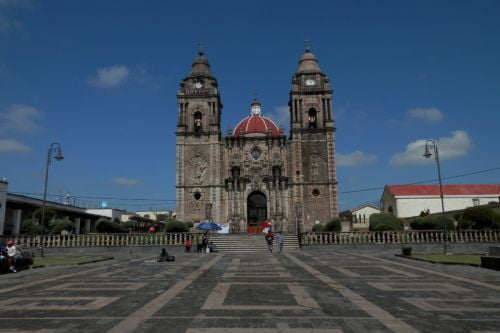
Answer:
175, 46, 338, 232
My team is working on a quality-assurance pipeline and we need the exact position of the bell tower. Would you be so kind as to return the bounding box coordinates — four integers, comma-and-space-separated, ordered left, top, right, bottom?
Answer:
176, 47, 224, 223
288, 41, 338, 230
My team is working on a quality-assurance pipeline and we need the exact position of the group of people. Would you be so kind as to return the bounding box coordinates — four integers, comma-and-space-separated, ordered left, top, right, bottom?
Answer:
184, 235, 216, 253
264, 227, 284, 253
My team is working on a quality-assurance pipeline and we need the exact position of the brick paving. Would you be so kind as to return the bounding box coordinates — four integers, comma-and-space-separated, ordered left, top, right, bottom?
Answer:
0, 249, 499, 332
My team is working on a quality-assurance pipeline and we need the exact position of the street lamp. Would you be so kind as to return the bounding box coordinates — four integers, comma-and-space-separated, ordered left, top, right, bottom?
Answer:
423, 139, 448, 254
39, 142, 64, 257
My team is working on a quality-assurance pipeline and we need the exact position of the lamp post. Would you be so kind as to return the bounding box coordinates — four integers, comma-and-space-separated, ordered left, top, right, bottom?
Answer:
423, 139, 447, 254
39, 142, 64, 257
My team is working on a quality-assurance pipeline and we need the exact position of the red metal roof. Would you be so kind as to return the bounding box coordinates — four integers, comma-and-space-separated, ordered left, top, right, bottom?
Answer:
234, 114, 280, 137
386, 184, 500, 196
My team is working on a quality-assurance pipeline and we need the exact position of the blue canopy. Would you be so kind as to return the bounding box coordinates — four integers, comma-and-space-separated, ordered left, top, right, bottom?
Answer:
196, 222, 222, 230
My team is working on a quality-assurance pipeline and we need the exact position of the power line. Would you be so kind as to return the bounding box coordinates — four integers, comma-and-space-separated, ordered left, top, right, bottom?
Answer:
5, 166, 499, 202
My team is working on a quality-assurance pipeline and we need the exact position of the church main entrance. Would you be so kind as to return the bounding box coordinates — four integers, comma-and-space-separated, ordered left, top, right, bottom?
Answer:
247, 191, 267, 233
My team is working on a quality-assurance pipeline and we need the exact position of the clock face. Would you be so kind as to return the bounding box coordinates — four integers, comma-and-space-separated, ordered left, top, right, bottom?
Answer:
305, 79, 316, 86
195, 82, 203, 89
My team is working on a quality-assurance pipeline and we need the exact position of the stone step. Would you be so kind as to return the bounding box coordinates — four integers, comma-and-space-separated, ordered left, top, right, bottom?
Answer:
208, 234, 301, 252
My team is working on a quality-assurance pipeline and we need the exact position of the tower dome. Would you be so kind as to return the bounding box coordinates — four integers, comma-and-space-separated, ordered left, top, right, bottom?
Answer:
233, 99, 281, 137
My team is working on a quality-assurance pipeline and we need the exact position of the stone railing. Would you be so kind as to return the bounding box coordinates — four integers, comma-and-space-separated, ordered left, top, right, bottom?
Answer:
0, 232, 206, 248
301, 229, 500, 245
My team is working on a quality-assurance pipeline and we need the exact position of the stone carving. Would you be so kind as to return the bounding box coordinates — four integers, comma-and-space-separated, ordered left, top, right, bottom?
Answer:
190, 155, 208, 184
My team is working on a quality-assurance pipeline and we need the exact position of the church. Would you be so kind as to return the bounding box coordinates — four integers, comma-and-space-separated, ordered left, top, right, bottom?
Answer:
175, 45, 338, 233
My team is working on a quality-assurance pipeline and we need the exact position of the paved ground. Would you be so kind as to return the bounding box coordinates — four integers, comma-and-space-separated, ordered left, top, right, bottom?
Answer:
1, 249, 500, 332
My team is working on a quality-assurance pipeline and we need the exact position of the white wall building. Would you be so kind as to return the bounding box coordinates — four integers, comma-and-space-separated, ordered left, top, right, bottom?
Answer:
86, 208, 127, 222
135, 210, 174, 221
351, 204, 381, 229
381, 184, 500, 218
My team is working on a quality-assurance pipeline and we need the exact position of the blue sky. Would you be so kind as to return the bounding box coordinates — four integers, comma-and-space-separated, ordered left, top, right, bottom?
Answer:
1, 0, 499, 212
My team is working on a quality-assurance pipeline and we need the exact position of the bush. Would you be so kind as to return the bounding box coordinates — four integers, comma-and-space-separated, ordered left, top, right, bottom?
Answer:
184, 221, 194, 229
96, 218, 127, 233
20, 219, 46, 235
49, 219, 74, 234
410, 215, 454, 230
461, 206, 500, 229
312, 223, 324, 232
121, 221, 136, 230
165, 221, 189, 232
369, 213, 403, 231
323, 218, 341, 232
33, 207, 56, 227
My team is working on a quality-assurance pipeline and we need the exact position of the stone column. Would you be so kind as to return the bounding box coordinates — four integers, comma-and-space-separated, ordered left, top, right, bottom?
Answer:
85, 218, 91, 233
74, 217, 81, 235
12, 209, 22, 235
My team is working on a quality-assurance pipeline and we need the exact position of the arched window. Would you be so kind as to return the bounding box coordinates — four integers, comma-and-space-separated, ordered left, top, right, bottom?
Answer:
194, 111, 202, 133
308, 108, 317, 129
388, 206, 393, 214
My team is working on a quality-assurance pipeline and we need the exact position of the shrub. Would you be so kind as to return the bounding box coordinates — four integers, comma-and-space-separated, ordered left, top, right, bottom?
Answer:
461, 206, 499, 229
96, 218, 127, 233
165, 221, 189, 232
410, 215, 454, 230
20, 219, 46, 235
369, 213, 403, 231
33, 207, 56, 227
185, 221, 194, 229
323, 218, 341, 232
312, 223, 324, 232
458, 219, 474, 230
121, 221, 136, 230
49, 219, 74, 234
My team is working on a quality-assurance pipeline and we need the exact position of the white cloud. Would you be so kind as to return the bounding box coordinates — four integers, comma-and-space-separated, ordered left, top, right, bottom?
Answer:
88, 65, 130, 88
112, 177, 143, 186
407, 107, 443, 123
266, 105, 289, 131
0, 104, 42, 134
337, 150, 378, 167
390, 130, 472, 167
0, 138, 31, 153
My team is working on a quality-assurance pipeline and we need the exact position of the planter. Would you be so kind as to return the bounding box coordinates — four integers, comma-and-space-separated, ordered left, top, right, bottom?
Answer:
402, 247, 412, 256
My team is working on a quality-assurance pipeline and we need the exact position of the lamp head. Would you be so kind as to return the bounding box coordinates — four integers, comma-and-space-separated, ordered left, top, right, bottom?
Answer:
54, 147, 64, 161
423, 144, 432, 159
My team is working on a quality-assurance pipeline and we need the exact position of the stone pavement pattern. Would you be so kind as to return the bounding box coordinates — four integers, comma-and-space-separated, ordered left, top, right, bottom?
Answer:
0, 249, 500, 332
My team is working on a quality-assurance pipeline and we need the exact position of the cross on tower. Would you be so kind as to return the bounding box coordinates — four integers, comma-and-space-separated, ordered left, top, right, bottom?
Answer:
304, 38, 311, 52
198, 42, 204, 55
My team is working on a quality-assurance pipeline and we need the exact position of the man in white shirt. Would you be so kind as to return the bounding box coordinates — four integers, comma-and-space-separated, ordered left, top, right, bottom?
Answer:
7, 240, 17, 273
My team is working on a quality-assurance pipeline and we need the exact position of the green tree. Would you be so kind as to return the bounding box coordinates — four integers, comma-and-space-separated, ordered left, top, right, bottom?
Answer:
323, 218, 341, 232
96, 218, 127, 233
165, 221, 189, 232
312, 223, 324, 232
33, 207, 56, 227
369, 213, 403, 231
49, 219, 74, 234
20, 219, 46, 235
460, 206, 499, 229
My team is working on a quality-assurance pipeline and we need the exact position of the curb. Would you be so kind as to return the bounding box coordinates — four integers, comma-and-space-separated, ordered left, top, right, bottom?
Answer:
395, 254, 480, 267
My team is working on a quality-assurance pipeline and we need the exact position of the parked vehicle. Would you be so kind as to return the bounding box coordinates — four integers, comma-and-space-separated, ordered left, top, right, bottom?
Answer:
0, 245, 33, 274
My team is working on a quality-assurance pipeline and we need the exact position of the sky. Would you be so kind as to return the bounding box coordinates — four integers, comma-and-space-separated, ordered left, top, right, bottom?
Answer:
1, 0, 499, 213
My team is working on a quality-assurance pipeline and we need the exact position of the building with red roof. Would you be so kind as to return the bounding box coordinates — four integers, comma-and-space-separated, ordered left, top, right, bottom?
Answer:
381, 184, 500, 218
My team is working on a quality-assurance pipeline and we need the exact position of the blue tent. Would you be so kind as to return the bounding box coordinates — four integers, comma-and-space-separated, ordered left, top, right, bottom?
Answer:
196, 222, 222, 231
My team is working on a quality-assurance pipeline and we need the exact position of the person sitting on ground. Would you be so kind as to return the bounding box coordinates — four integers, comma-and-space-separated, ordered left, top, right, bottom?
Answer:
208, 242, 217, 253
158, 248, 168, 262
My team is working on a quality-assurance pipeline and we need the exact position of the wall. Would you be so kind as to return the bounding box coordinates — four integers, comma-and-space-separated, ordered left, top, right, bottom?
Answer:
352, 206, 380, 229
394, 195, 499, 218
0, 180, 7, 235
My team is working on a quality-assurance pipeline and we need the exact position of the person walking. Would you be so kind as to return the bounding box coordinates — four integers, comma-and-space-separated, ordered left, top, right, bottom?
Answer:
6, 240, 17, 273
265, 230, 274, 253
184, 238, 192, 253
276, 231, 284, 253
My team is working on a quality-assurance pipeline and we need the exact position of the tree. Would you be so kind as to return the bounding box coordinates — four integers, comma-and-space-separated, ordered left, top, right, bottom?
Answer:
49, 219, 74, 234
460, 206, 500, 230
369, 213, 403, 231
21, 219, 45, 235
165, 221, 189, 232
156, 214, 169, 222
410, 215, 453, 230
323, 218, 341, 232
312, 223, 324, 232
33, 207, 56, 227
96, 218, 127, 233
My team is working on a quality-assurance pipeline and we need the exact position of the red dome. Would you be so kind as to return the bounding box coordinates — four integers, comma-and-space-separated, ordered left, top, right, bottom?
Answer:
234, 114, 281, 137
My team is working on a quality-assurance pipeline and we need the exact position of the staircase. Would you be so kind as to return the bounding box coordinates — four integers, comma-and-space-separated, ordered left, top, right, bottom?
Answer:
209, 234, 301, 252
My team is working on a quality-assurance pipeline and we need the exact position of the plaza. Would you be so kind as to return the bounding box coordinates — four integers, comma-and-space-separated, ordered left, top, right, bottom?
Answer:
1, 248, 499, 332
